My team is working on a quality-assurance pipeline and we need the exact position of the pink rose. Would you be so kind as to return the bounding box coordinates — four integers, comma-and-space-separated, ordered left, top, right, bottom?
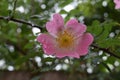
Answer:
37, 13, 93, 58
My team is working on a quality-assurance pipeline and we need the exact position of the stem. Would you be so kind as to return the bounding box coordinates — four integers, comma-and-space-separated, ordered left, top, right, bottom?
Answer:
10, 0, 17, 17
0, 16, 42, 30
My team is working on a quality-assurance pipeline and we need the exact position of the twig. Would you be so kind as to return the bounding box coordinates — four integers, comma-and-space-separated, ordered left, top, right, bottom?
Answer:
10, 0, 17, 17
0, 16, 42, 30
91, 44, 120, 59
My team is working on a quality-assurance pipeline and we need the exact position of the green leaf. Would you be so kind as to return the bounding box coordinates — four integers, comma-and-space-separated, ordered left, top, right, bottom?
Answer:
98, 38, 120, 48
69, 9, 81, 16
60, 9, 68, 14
88, 20, 103, 37
24, 42, 34, 49
0, 0, 8, 16
15, 53, 38, 66
96, 29, 109, 42
96, 21, 113, 42
59, 0, 72, 7
43, 57, 55, 62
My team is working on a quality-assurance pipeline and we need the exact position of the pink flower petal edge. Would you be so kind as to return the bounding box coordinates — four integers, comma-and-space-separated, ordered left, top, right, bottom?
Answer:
76, 33, 94, 56
55, 51, 80, 58
46, 13, 64, 36
37, 34, 56, 55
66, 19, 86, 35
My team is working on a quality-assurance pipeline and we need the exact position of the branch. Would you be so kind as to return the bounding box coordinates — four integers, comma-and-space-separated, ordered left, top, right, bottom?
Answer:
91, 44, 120, 59
0, 16, 43, 30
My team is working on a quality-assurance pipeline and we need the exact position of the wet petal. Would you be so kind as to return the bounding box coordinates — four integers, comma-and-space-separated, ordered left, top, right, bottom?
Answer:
77, 33, 94, 56
65, 19, 86, 35
37, 34, 56, 55
46, 13, 64, 36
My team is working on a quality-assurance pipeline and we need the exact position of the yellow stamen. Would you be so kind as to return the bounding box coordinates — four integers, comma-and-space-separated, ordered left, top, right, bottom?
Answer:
56, 30, 75, 48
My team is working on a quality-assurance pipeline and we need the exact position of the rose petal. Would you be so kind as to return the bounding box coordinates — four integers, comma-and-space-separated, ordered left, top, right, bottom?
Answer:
65, 19, 86, 35
46, 14, 64, 36
76, 33, 94, 56
53, 13, 64, 27
37, 34, 56, 55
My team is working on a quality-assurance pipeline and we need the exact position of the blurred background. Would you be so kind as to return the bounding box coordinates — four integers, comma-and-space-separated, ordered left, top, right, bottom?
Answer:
0, 0, 120, 80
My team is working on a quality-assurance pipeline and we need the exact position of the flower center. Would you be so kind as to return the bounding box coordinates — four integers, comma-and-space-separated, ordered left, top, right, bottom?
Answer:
56, 30, 75, 48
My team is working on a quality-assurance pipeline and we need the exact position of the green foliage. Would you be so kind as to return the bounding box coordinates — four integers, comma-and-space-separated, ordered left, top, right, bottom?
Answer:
0, 0, 8, 16
59, 0, 73, 7
0, 0, 120, 80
